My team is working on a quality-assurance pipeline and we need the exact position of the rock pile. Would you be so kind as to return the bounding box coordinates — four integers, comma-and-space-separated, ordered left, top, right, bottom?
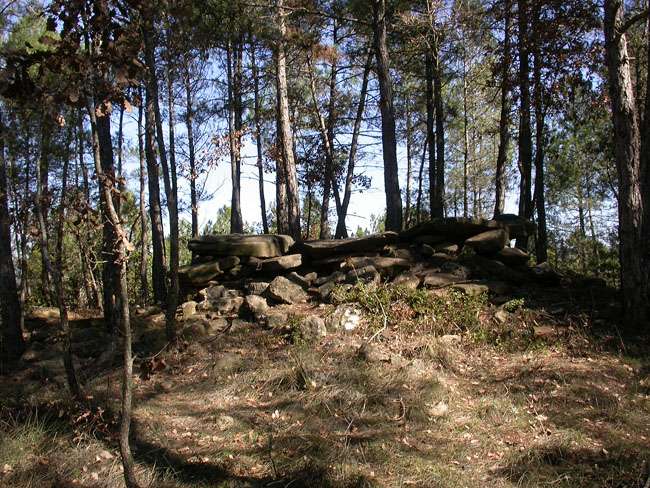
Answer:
177, 215, 554, 338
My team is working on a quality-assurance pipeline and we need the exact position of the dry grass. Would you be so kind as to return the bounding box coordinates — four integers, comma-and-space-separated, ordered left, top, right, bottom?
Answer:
1, 287, 649, 487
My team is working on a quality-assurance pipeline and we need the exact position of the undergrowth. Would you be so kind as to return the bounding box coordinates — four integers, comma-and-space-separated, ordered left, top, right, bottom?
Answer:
331, 282, 487, 336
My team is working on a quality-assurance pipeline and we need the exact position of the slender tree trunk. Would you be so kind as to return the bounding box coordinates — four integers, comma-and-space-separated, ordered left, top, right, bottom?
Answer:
137, 101, 149, 306
36, 117, 55, 304
426, 51, 437, 218
516, 0, 533, 248
116, 104, 124, 215
228, 40, 244, 233
603, 0, 648, 326
416, 135, 428, 224
145, 90, 168, 304
372, 0, 403, 231
165, 46, 180, 343
55, 124, 82, 399
532, 14, 548, 263
275, 0, 301, 239
87, 96, 138, 488
0, 109, 25, 361
184, 59, 199, 237
405, 102, 413, 229
335, 48, 372, 238
251, 44, 269, 234
494, 0, 511, 217
462, 50, 469, 218
432, 39, 446, 217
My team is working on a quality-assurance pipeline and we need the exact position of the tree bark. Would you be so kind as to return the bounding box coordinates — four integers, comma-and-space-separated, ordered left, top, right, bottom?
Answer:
416, 134, 428, 224
404, 101, 413, 229
432, 38, 446, 217
461, 47, 469, 218
227, 40, 244, 234
251, 44, 269, 234
603, 0, 648, 326
494, 0, 511, 217
184, 58, 199, 237
372, 0, 403, 231
137, 100, 149, 306
145, 88, 168, 304
426, 51, 436, 219
516, 0, 533, 249
532, 7, 548, 263
36, 116, 55, 304
165, 45, 180, 343
0, 108, 25, 361
335, 48, 372, 238
55, 123, 82, 399
275, 0, 301, 239
87, 95, 138, 488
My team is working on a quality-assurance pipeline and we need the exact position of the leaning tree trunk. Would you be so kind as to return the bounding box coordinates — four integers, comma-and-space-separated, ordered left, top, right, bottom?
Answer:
335, 48, 372, 238
494, 0, 511, 217
145, 88, 168, 304
251, 43, 269, 234
276, 0, 301, 240
372, 0, 403, 231
516, 0, 533, 249
0, 108, 25, 361
87, 95, 138, 488
603, 0, 648, 327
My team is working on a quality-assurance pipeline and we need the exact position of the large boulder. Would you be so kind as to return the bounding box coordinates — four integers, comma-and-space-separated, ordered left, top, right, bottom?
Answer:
296, 232, 400, 260
464, 229, 509, 255
189, 234, 294, 258
401, 217, 504, 242
341, 256, 411, 277
267, 276, 309, 304
495, 247, 530, 267
492, 213, 536, 240
248, 254, 302, 273
179, 256, 240, 286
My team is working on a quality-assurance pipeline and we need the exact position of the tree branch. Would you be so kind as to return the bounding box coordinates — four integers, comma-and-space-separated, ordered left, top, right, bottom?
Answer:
619, 8, 649, 36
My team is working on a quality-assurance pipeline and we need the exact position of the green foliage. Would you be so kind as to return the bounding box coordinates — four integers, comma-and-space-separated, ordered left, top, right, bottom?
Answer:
503, 298, 525, 313
332, 282, 487, 335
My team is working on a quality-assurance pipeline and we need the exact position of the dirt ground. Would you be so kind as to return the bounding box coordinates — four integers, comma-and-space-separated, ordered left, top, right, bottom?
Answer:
1, 295, 649, 488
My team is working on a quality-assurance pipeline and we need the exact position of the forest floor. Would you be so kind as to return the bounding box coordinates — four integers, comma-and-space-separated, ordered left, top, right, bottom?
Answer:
1, 285, 650, 488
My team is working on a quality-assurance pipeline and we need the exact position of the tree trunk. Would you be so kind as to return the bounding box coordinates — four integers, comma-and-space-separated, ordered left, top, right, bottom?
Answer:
335, 48, 372, 238
165, 46, 180, 343
184, 59, 199, 237
228, 40, 244, 234
532, 10, 548, 263
275, 0, 301, 239
432, 39, 446, 217
145, 89, 168, 304
55, 124, 82, 399
372, 0, 403, 231
416, 134, 428, 224
405, 101, 413, 229
0, 108, 25, 361
425, 51, 436, 219
462, 49, 469, 218
494, 0, 511, 217
87, 96, 138, 488
603, 0, 648, 326
137, 100, 149, 306
251, 44, 269, 234
36, 116, 55, 304
516, 0, 533, 249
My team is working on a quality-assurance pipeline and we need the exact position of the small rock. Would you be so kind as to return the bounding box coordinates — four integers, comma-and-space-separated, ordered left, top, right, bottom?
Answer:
451, 283, 489, 297
357, 343, 390, 362
204, 285, 226, 301
422, 272, 463, 288
246, 281, 269, 295
244, 295, 269, 319
328, 304, 362, 331
267, 276, 309, 304
180, 301, 197, 320
434, 242, 460, 255
213, 296, 244, 315
287, 271, 311, 289
183, 319, 207, 338
303, 272, 318, 285
494, 309, 509, 324
314, 271, 346, 286
254, 254, 302, 272
392, 272, 421, 290
297, 315, 327, 341
440, 261, 471, 279
428, 401, 449, 418
205, 318, 229, 335
265, 312, 288, 329
533, 325, 557, 339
